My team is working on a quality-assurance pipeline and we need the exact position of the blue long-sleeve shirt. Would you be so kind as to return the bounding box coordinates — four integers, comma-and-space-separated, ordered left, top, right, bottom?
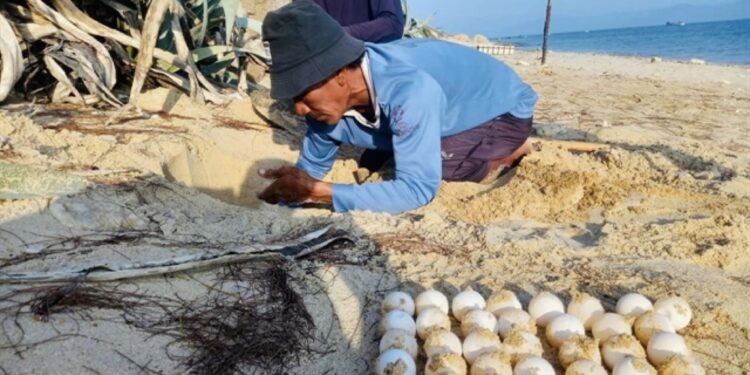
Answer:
310, 0, 405, 42
296, 39, 538, 214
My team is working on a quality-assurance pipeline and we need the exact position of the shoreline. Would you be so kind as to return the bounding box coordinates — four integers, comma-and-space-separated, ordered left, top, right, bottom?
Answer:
510, 47, 750, 67
501, 49, 750, 90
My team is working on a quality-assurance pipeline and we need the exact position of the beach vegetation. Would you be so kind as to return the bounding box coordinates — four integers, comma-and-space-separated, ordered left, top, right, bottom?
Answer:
0, 0, 270, 106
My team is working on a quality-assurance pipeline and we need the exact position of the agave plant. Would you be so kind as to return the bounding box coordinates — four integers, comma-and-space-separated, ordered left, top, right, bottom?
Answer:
0, 0, 269, 106
401, 0, 442, 39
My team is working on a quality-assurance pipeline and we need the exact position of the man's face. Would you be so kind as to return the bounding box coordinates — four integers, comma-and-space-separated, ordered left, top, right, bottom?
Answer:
293, 72, 349, 125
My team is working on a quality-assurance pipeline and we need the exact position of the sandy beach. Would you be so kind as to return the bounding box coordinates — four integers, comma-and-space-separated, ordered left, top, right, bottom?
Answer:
1, 48, 749, 374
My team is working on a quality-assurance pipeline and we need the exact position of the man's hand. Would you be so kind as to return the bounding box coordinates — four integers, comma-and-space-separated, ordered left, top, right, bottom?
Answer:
257, 166, 332, 205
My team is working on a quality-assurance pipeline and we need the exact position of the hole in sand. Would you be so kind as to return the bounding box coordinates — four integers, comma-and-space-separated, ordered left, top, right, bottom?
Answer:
161, 145, 279, 208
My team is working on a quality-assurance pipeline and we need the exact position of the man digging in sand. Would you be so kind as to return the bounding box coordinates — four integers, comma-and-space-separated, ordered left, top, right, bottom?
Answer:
257, 0, 537, 213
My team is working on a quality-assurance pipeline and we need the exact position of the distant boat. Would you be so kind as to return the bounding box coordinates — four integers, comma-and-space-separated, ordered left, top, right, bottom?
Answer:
666, 21, 686, 26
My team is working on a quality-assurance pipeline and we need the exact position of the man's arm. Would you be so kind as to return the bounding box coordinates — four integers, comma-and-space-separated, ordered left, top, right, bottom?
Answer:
332, 77, 446, 213
296, 120, 340, 180
344, 0, 405, 43
258, 119, 339, 206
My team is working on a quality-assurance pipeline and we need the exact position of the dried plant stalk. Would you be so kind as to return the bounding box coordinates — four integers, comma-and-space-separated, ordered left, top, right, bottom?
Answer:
129, 0, 173, 106
27, 0, 116, 89
0, 13, 24, 102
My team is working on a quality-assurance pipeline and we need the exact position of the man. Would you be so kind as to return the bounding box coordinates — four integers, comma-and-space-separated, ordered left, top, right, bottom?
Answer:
309, 0, 405, 43
308, 0, 405, 171
258, 0, 537, 214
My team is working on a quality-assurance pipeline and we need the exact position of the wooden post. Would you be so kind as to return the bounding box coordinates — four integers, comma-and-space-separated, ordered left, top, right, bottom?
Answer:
541, 0, 552, 65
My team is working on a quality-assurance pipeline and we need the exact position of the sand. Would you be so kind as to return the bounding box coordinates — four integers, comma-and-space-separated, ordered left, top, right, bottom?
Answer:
0, 50, 749, 374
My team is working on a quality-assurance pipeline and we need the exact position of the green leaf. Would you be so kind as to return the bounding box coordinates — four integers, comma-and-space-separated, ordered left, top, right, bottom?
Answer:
208, 69, 239, 85
0, 162, 87, 200
192, 45, 236, 62
157, 14, 176, 53
200, 54, 235, 75
192, 0, 208, 46
155, 60, 180, 73
220, 0, 240, 41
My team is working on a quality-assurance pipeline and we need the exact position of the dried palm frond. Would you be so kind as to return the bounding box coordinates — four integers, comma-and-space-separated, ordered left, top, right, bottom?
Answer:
51, 43, 124, 106
129, 0, 176, 105
0, 12, 24, 102
43, 54, 85, 104
28, 0, 117, 89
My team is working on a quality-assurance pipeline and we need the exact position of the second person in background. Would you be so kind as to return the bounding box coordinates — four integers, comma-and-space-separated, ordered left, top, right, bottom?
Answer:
308, 0, 405, 43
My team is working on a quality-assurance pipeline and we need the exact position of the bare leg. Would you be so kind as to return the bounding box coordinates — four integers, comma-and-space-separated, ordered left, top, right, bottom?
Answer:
481, 138, 532, 184
489, 138, 532, 173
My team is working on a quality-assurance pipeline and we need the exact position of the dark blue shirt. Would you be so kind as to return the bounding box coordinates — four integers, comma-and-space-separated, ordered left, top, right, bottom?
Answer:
310, 0, 405, 43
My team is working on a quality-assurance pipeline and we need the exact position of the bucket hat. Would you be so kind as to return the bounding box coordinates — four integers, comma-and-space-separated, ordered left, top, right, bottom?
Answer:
262, 0, 365, 99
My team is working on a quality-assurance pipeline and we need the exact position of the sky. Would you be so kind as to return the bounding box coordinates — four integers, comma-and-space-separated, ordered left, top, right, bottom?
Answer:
406, 0, 750, 37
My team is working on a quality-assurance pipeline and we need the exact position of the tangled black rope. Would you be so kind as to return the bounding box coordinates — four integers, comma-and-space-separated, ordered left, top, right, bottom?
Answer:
1, 264, 316, 374
145, 265, 316, 374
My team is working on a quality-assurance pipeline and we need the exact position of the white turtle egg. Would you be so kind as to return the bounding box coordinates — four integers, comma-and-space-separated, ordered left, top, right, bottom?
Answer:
545, 313, 585, 347
513, 356, 555, 375
616, 293, 653, 322
376, 348, 417, 375
633, 311, 675, 345
380, 310, 417, 336
601, 334, 646, 369
462, 329, 502, 365
417, 307, 452, 340
470, 352, 513, 375
653, 296, 692, 331
496, 308, 536, 339
611, 356, 656, 375
425, 329, 463, 357
565, 360, 608, 375
660, 355, 706, 375
501, 328, 543, 365
452, 287, 486, 321
647, 332, 690, 366
567, 292, 605, 330
417, 289, 451, 315
425, 352, 468, 375
461, 309, 498, 337
528, 292, 565, 327
558, 335, 601, 368
382, 291, 416, 316
591, 313, 631, 342
485, 290, 522, 317
380, 329, 418, 359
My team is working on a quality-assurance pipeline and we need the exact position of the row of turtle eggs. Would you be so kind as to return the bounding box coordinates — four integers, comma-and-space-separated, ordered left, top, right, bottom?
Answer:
377, 288, 703, 375
535, 290, 701, 375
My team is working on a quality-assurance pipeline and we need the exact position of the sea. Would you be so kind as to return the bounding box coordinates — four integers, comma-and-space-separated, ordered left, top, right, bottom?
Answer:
498, 18, 750, 65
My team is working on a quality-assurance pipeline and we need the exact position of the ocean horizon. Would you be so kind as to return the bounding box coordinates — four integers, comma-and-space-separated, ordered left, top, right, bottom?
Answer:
497, 18, 750, 65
